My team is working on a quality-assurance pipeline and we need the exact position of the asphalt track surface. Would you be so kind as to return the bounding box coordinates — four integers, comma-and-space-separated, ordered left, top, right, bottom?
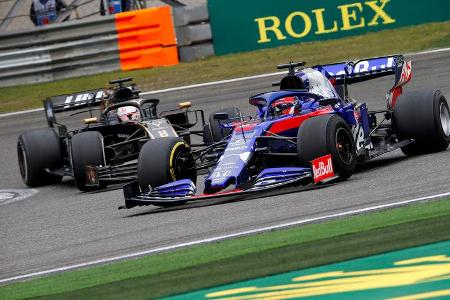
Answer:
1, 50, 450, 282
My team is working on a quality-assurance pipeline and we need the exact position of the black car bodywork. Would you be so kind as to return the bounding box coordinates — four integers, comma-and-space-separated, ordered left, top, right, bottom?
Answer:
17, 78, 207, 191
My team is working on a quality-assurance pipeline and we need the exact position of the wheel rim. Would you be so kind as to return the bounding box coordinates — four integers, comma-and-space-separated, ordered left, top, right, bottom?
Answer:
335, 128, 354, 164
440, 101, 450, 137
17, 142, 28, 180
174, 150, 188, 178
171, 145, 194, 181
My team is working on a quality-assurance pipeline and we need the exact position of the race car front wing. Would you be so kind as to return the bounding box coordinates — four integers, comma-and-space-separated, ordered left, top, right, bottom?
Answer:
120, 167, 338, 209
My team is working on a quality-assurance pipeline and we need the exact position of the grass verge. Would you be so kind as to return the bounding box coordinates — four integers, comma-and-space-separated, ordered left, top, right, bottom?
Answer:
0, 198, 449, 299
1, 21, 450, 113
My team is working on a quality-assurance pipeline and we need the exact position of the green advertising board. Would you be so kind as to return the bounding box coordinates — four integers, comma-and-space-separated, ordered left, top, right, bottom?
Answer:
207, 0, 450, 55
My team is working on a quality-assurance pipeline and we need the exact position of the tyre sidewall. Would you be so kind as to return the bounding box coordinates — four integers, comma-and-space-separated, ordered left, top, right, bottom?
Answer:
297, 114, 356, 178
17, 128, 63, 186
395, 89, 450, 153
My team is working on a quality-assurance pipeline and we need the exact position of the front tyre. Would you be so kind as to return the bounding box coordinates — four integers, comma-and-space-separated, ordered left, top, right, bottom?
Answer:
138, 137, 197, 193
17, 128, 63, 187
297, 115, 356, 179
71, 131, 106, 191
394, 89, 450, 155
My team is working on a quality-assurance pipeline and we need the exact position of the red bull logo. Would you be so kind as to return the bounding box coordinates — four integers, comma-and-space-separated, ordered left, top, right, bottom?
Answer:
312, 154, 334, 183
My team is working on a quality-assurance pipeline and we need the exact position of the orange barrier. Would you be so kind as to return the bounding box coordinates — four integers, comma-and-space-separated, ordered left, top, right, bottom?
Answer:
115, 6, 178, 71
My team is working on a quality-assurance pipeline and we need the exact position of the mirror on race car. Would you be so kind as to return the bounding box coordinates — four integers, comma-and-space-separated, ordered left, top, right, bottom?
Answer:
178, 101, 192, 109
213, 112, 229, 120
83, 117, 98, 124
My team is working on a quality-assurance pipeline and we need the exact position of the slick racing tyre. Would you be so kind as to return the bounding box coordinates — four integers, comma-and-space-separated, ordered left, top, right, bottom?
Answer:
206, 107, 241, 143
71, 131, 106, 191
138, 137, 197, 194
17, 128, 63, 187
297, 114, 356, 179
394, 89, 450, 155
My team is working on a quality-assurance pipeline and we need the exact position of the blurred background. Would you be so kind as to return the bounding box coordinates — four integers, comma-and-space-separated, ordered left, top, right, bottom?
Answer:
0, 0, 205, 32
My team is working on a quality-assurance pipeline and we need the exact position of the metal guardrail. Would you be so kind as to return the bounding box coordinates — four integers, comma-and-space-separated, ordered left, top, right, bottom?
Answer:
0, 5, 214, 87
0, 16, 116, 51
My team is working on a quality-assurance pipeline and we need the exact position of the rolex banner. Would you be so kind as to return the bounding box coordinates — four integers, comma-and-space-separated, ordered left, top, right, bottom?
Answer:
207, 0, 450, 55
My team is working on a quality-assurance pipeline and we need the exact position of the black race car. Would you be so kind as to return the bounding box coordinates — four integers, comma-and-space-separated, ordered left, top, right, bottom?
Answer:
17, 78, 207, 191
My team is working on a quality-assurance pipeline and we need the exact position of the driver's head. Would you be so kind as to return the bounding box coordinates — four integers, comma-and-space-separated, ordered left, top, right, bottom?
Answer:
117, 106, 140, 122
269, 96, 300, 117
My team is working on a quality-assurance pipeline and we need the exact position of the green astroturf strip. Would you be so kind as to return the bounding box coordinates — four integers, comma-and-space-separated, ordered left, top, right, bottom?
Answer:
0, 198, 449, 299
1, 21, 450, 113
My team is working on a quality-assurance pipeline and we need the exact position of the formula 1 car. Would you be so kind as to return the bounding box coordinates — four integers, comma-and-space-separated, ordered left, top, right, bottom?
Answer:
121, 55, 450, 208
17, 78, 208, 191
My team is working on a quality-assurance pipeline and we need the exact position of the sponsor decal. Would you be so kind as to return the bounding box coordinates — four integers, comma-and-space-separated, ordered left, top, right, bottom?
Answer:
209, 0, 450, 55
204, 253, 450, 299
353, 124, 365, 150
317, 56, 395, 78
352, 124, 374, 151
254, 0, 396, 44
117, 133, 130, 139
311, 154, 334, 183
211, 170, 232, 179
63, 91, 104, 109
397, 60, 412, 87
387, 60, 412, 109
168, 241, 450, 299
147, 119, 178, 139
149, 119, 164, 127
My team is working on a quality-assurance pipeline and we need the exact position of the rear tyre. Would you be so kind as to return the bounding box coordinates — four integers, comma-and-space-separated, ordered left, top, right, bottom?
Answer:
17, 128, 63, 187
297, 115, 356, 179
394, 89, 450, 155
138, 137, 197, 191
71, 131, 106, 191
207, 107, 240, 142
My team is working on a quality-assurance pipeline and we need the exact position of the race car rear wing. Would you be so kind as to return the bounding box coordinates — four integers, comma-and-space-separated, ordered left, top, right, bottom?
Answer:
43, 89, 105, 127
44, 89, 105, 113
312, 55, 404, 85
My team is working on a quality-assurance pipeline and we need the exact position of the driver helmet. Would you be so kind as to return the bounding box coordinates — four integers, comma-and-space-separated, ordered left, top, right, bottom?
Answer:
269, 96, 300, 117
117, 106, 140, 122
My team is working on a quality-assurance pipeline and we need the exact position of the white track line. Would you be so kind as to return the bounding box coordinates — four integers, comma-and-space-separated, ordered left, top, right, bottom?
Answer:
0, 108, 45, 118
1, 47, 450, 119
1, 191, 449, 284
411, 47, 450, 56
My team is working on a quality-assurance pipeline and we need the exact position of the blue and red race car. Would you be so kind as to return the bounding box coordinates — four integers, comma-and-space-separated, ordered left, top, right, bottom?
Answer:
121, 55, 450, 208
